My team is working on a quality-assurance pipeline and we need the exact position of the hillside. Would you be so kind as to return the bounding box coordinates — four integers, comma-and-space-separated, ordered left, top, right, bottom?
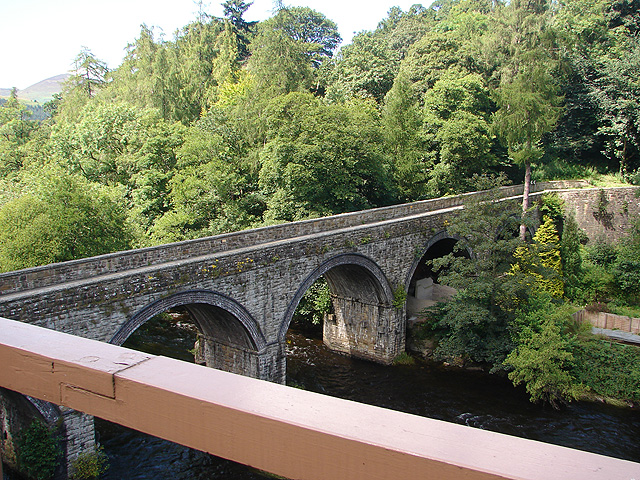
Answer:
0, 74, 68, 104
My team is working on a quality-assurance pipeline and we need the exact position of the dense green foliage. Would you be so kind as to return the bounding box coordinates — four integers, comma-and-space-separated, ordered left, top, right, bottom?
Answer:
0, 170, 134, 270
293, 278, 332, 327
422, 188, 640, 407
571, 337, 640, 402
1, 0, 639, 271
16, 420, 60, 480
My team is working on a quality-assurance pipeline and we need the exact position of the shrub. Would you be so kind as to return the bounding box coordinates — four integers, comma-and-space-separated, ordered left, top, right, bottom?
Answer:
16, 420, 60, 480
70, 446, 109, 479
571, 338, 640, 402
392, 351, 416, 365
392, 285, 407, 309
504, 319, 584, 408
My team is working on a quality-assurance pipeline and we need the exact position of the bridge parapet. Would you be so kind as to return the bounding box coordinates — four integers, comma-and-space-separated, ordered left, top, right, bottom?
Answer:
0, 181, 586, 296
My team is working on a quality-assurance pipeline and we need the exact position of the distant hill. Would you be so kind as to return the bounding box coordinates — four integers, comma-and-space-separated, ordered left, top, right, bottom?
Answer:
0, 74, 69, 104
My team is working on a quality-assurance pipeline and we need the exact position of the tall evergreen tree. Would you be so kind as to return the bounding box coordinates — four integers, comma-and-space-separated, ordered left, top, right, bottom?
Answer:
222, 0, 257, 63
491, 0, 563, 239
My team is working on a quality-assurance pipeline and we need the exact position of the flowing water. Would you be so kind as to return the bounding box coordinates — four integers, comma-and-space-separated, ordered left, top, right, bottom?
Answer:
98, 317, 640, 478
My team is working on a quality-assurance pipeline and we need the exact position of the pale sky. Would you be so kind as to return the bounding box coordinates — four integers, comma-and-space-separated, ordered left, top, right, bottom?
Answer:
1, 0, 425, 90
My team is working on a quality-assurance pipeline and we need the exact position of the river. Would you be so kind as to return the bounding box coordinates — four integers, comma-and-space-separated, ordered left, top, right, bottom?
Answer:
98, 316, 640, 479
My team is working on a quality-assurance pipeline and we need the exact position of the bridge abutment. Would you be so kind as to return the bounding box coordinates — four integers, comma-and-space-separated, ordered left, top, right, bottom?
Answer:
195, 335, 286, 383
195, 334, 260, 378
60, 408, 96, 476
258, 343, 287, 384
324, 296, 405, 364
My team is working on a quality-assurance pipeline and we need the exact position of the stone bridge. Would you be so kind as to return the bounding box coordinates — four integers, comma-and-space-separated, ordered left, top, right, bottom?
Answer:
1, 181, 637, 386
1, 182, 639, 475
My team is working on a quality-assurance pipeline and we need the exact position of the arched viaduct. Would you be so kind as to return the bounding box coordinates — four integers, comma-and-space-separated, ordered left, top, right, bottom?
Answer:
0, 182, 638, 385
1, 182, 639, 473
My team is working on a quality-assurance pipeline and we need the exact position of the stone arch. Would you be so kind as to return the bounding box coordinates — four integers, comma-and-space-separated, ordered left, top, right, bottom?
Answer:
404, 231, 470, 317
109, 290, 266, 352
279, 254, 401, 364
405, 231, 469, 289
109, 291, 267, 379
279, 253, 394, 342
0, 390, 71, 479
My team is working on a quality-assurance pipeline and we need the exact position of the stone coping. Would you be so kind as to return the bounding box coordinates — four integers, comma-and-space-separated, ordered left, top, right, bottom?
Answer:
0, 181, 592, 296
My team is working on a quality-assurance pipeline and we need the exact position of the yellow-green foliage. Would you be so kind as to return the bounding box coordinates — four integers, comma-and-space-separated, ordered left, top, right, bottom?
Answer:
511, 216, 564, 298
70, 446, 109, 480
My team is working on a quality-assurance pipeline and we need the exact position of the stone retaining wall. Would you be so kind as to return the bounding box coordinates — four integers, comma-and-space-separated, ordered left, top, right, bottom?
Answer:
556, 187, 640, 244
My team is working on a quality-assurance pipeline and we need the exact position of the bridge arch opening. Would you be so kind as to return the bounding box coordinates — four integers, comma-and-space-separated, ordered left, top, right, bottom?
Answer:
281, 254, 401, 370
406, 232, 470, 319
110, 291, 266, 378
0, 389, 68, 479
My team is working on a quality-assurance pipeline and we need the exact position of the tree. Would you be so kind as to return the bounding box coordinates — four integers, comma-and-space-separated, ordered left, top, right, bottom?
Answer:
50, 102, 145, 185
493, 64, 563, 239
559, 212, 586, 301
0, 88, 37, 176
55, 48, 109, 122
248, 6, 340, 96
511, 216, 565, 299
612, 216, 640, 301
72, 47, 109, 98
258, 93, 394, 222
0, 171, 135, 272
150, 121, 263, 242
504, 315, 583, 408
491, 0, 564, 240
326, 4, 434, 104
325, 32, 397, 103
107, 25, 166, 116
588, 37, 640, 176
422, 73, 498, 195
382, 71, 428, 201
223, 0, 257, 63
426, 182, 527, 369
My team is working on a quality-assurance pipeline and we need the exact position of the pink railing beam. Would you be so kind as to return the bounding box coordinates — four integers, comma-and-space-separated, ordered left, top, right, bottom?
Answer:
0, 317, 637, 480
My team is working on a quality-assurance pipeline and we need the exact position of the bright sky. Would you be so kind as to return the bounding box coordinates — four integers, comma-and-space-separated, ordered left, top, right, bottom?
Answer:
1, 0, 425, 90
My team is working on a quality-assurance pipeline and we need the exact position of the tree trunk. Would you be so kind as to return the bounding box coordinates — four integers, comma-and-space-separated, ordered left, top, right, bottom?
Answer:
520, 160, 531, 241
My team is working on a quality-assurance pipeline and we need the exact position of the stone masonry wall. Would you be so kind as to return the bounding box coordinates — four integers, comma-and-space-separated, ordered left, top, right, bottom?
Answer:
0, 181, 587, 296
557, 187, 640, 243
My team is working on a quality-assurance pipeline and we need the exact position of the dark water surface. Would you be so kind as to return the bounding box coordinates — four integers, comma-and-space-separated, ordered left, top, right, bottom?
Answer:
99, 318, 640, 478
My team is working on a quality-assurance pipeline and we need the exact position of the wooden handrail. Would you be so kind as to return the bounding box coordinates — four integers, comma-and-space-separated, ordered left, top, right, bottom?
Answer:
0, 316, 637, 480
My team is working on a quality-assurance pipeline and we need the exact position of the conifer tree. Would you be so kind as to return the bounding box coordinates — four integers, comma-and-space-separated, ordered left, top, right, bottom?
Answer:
511, 216, 564, 298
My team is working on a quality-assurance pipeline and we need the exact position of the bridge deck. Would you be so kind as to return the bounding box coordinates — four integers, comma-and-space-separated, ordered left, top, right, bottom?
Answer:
2, 181, 589, 297
1, 317, 637, 480
0, 203, 466, 302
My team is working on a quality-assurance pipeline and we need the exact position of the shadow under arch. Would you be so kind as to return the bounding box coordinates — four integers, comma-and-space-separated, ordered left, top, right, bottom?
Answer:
404, 231, 473, 316
278, 253, 394, 344
0, 389, 68, 478
405, 230, 471, 290
109, 290, 266, 352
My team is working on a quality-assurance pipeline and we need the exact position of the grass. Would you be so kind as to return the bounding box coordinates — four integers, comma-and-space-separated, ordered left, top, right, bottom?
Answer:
393, 351, 416, 365
607, 303, 640, 319
532, 158, 632, 188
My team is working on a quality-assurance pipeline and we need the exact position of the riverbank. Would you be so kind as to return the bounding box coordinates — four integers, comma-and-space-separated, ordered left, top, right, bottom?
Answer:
406, 318, 640, 410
